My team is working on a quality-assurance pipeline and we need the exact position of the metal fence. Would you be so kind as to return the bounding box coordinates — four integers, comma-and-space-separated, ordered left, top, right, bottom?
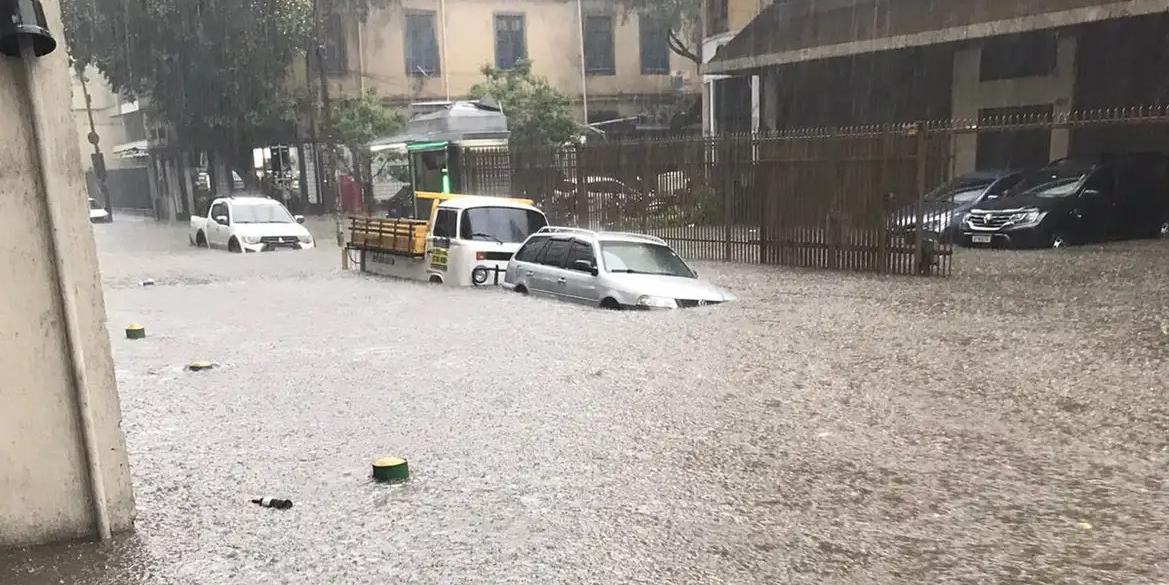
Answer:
461, 106, 1169, 277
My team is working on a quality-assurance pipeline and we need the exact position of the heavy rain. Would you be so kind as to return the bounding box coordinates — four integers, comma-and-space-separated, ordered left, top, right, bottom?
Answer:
2, 0, 1169, 584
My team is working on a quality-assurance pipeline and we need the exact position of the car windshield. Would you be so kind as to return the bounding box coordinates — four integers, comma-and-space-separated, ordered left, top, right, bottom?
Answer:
232, 202, 295, 223
601, 241, 695, 278
925, 177, 994, 204
460, 207, 548, 243
1011, 170, 1088, 199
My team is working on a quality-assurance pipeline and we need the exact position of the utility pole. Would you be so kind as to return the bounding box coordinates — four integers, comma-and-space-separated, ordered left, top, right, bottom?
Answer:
76, 65, 114, 221
312, 0, 343, 246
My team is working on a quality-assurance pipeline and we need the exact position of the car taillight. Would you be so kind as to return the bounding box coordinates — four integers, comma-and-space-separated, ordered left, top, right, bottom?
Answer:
476, 251, 487, 261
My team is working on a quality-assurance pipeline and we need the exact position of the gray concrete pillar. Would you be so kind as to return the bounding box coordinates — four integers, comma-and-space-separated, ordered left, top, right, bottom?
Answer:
0, 0, 136, 548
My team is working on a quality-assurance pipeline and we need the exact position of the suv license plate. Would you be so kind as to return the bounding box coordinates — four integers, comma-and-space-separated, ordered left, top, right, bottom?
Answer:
971, 234, 992, 244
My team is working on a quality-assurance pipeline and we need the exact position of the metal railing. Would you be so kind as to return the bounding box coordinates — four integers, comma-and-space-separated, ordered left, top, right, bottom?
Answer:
460, 106, 1169, 276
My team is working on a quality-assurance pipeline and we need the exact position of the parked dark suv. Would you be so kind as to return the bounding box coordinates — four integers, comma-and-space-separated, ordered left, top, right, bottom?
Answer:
960, 154, 1169, 248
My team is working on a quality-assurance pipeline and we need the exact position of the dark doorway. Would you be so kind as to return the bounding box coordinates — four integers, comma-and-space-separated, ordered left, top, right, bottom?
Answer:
976, 105, 1054, 170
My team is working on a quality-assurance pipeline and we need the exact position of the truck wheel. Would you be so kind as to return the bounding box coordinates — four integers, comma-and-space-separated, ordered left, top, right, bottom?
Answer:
195, 231, 207, 247
428, 275, 443, 284
228, 238, 242, 253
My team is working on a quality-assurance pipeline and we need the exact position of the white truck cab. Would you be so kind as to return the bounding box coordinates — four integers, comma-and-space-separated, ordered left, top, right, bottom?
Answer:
348, 193, 548, 286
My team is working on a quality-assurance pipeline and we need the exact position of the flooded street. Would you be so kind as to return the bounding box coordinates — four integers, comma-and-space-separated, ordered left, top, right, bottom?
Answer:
3, 218, 1168, 584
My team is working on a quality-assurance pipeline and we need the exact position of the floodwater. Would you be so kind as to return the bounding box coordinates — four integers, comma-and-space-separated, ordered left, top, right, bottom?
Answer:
3, 218, 1168, 584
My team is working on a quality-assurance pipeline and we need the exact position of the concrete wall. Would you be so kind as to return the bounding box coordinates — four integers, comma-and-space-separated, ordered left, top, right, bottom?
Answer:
951, 34, 1077, 173
331, 0, 700, 119
0, 0, 135, 547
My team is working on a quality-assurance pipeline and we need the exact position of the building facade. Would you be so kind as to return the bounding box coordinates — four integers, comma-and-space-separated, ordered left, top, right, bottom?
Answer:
325, 0, 703, 134
706, 0, 1169, 173
701, 0, 772, 133
69, 66, 152, 211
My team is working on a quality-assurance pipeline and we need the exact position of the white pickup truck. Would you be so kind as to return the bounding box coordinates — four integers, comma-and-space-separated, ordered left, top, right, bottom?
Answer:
189, 196, 315, 253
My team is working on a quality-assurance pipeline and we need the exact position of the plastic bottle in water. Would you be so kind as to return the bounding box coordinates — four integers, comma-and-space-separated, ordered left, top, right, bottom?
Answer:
251, 497, 292, 510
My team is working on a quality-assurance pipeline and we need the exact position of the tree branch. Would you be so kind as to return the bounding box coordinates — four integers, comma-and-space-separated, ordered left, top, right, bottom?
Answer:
667, 28, 702, 66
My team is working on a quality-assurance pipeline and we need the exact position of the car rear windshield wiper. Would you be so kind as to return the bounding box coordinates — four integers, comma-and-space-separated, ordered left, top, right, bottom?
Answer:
470, 232, 503, 244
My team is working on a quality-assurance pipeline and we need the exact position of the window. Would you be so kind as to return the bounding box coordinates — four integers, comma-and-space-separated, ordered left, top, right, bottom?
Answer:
987, 174, 1023, 198
322, 14, 347, 75
405, 12, 440, 76
495, 14, 526, 70
1085, 168, 1115, 197
233, 203, 295, 224
459, 207, 548, 244
539, 239, 571, 267
600, 242, 695, 278
210, 202, 229, 223
566, 240, 596, 270
980, 32, 1057, 81
584, 15, 615, 75
706, 0, 728, 36
515, 236, 550, 262
433, 209, 457, 238
640, 17, 670, 75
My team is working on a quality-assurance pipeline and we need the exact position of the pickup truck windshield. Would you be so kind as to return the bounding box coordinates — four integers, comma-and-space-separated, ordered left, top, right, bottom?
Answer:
601, 242, 696, 278
232, 203, 295, 224
460, 207, 547, 243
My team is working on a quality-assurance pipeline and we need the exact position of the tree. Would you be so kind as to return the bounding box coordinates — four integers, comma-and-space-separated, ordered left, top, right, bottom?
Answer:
326, 89, 405, 210
468, 61, 579, 145
616, 0, 704, 65
61, 0, 316, 187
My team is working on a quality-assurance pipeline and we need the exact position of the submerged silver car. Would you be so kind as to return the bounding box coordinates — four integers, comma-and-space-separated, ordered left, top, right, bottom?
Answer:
503, 227, 734, 309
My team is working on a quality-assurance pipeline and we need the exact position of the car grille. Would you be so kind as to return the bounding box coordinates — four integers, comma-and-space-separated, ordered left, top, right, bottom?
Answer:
967, 213, 1011, 229
677, 299, 722, 308
261, 236, 300, 245
484, 251, 513, 261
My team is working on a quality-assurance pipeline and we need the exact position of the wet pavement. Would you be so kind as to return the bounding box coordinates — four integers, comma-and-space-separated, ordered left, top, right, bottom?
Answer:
3, 218, 1168, 584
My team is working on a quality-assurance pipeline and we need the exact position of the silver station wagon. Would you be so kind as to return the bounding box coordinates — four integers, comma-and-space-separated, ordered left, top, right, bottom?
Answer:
503, 227, 735, 310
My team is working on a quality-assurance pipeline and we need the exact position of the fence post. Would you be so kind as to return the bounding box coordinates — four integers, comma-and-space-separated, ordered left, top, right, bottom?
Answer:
574, 143, 589, 228
723, 137, 734, 262
913, 122, 928, 275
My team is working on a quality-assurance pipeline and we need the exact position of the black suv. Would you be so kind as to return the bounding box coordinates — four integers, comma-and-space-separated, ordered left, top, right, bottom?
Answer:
960, 153, 1169, 248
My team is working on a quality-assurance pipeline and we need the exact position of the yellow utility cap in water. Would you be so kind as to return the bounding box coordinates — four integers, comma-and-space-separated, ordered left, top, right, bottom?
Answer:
372, 457, 409, 482
125, 324, 146, 339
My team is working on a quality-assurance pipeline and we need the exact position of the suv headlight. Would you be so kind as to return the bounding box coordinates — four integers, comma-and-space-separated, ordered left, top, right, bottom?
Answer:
1009, 209, 1046, 225
637, 295, 677, 309
298, 234, 313, 244
242, 235, 261, 245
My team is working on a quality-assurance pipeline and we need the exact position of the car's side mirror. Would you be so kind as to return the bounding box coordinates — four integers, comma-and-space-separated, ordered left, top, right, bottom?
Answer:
294, 215, 305, 224
214, 215, 228, 225
572, 259, 598, 276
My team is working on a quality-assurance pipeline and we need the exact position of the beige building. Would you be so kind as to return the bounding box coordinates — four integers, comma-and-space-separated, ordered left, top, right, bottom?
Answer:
69, 66, 152, 210
325, 0, 702, 132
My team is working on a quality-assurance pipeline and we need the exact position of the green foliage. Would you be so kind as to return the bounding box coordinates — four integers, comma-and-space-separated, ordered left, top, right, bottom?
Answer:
328, 89, 405, 147
468, 61, 580, 145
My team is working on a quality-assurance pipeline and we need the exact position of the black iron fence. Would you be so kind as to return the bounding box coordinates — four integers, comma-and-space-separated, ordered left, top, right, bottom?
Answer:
461, 106, 1169, 276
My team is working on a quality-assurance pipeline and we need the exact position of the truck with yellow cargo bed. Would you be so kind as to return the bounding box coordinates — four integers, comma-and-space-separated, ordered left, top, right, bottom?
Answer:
347, 192, 548, 286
